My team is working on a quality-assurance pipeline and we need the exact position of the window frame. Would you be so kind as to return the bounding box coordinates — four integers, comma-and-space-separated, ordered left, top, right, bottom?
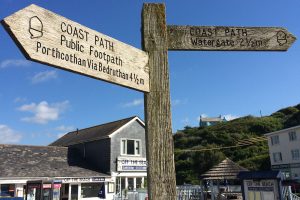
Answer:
291, 149, 300, 160
271, 135, 280, 146
120, 138, 142, 156
273, 152, 282, 163
289, 131, 297, 141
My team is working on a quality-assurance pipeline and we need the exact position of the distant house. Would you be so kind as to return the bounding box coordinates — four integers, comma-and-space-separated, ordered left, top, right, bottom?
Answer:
264, 125, 300, 181
199, 115, 226, 127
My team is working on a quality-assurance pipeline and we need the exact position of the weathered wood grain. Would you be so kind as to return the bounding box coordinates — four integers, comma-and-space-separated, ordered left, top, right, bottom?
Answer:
168, 25, 296, 51
2, 4, 149, 92
142, 3, 177, 200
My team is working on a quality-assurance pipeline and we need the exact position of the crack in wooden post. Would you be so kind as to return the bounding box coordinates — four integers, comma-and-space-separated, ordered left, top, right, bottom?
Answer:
142, 3, 177, 200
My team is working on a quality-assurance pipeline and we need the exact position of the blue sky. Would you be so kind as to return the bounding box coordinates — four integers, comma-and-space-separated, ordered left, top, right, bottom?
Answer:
0, 0, 300, 145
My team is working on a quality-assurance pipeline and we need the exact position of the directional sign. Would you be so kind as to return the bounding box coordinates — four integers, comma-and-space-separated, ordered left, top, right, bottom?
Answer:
1, 4, 149, 92
168, 25, 296, 51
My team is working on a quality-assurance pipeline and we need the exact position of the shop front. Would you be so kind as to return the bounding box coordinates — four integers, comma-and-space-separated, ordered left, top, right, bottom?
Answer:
24, 177, 112, 200
113, 156, 147, 198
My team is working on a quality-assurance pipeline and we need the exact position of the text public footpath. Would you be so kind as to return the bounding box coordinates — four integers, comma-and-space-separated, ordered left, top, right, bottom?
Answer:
35, 21, 144, 86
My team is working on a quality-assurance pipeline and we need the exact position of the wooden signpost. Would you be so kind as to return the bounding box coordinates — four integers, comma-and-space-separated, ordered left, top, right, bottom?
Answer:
2, 3, 297, 200
1, 4, 149, 92
168, 25, 296, 51
142, 3, 296, 200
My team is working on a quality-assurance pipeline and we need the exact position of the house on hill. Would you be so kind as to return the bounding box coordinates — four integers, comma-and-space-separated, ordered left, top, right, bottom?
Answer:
199, 115, 227, 127
265, 125, 300, 192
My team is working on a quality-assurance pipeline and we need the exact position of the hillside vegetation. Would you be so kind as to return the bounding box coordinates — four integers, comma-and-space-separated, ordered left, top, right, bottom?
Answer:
174, 104, 300, 185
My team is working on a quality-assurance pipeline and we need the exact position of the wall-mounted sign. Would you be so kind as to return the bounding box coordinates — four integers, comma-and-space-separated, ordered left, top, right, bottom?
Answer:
1, 4, 149, 92
61, 177, 105, 183
117, 157, 147, 172
243, 179, 280, 200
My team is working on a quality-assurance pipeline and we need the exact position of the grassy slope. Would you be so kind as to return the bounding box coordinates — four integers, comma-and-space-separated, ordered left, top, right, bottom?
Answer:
174, 104, 300, 184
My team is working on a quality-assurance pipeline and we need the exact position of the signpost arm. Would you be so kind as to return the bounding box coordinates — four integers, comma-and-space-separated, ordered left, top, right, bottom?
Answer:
142, 3, 177, 200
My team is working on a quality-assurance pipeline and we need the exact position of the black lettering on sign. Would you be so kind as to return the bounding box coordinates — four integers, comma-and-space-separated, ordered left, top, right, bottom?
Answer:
60, 21, 89, 41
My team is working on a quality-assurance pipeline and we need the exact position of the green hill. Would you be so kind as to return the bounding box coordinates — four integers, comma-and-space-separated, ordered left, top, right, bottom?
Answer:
174, 103, 300, 185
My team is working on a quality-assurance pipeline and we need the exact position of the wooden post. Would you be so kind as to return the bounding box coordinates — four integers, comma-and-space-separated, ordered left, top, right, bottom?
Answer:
142, 3, 177, 200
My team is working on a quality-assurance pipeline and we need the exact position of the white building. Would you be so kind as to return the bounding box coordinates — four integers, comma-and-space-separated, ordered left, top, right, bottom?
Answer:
265, 125, 300, 181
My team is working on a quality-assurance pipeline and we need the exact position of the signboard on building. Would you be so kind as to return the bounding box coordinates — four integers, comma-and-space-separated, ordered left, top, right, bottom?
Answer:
1, 4, 149, 92
61, 177, 105, 183
242, 179, 280, 200
117, 157, 147, 172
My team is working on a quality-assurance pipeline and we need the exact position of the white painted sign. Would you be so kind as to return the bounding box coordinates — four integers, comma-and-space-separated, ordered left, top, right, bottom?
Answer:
61, 177, 105, 183
243, 179, 280, 200
2, 4, 149, 92
117, 157, 147, 172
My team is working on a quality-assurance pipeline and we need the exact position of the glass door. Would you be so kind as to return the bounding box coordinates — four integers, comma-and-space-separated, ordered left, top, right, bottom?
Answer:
69, 185, 78, 200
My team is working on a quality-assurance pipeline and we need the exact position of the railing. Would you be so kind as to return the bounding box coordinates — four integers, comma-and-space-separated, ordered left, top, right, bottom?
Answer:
282, 186, 300, 200
177, 185, 204, 200
290, 193, 300, 200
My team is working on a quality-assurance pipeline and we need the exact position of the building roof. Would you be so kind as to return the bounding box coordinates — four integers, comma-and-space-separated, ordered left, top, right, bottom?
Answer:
0, 144, 109, 179
200, 117, 224, 122
200, 158, 248, 180
50, 116, 144, 146
264, 125, 300, 136
238, 171, 283, 180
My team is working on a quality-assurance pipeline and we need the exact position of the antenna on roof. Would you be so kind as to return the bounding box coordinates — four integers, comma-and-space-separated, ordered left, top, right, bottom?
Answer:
260, 110, 262, 118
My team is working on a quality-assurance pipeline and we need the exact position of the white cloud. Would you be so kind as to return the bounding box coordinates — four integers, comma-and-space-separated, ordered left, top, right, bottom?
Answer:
122, 99, 143, 107
55, 125, 74, 138
14, 97, 27, 103
197, 114, 208, 121
18, 100, 70, 124
224, 114, 239, 121
56, 125, 75, 132
172, 99, 181, 106
0, 59, 30, 69
171, 99, 188, 107
31, 70, 58, 84
181, 117, 190, 125
0, 125, 22, 143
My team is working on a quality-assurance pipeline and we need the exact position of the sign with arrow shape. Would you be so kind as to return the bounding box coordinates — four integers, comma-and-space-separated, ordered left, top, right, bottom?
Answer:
1, 4, 149, 92
168, 25, 296, 51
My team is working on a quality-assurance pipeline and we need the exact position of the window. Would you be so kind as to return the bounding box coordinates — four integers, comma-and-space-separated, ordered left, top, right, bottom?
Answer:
136, 178, 143, 189
0, 184, 15, 197
271, 135, 279, 145
273, 152, 282, 163
108, 183, 114, 193
81, 183, 101, 198
127, 178, 134, 191
291, 149, 300, 160
289, 131, 297, 141
121, 139, 141, 156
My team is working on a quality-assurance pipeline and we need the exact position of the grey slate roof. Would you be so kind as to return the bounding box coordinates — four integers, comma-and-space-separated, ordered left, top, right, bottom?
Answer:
50, 116, 137, 147
0, 144, 109, 178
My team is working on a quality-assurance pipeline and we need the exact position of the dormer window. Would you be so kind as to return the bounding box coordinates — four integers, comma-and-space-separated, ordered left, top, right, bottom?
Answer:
121, 139, 141, 156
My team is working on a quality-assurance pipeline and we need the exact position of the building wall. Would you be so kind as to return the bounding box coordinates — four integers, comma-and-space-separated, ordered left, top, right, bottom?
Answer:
70, 139, 111, 174
266, 126, 300, 180
110, 120, 146, 173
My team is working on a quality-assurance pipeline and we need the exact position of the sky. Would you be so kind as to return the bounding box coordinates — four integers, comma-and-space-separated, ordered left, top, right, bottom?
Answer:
0, 0, 300, 145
